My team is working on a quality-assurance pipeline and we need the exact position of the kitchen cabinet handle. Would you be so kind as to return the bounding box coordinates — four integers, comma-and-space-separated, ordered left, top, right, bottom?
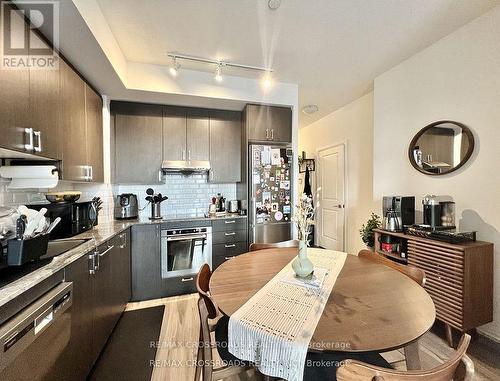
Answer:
225, 244, 236, 248
271, 129, 274, 140
158, 169, 162, 182
224, 232, 236, 236
88, 253, 96, 274
225, 220, 236, 224
224, 256, 235, 260
24, 128, 34, 150
89, 166, 93, 181
98, 245, 114, 257
181, 277, 194, 282
33, 131, 42, 152
188, 150, 191, 160
210, 171, 214, 181
265, 128, 269, 140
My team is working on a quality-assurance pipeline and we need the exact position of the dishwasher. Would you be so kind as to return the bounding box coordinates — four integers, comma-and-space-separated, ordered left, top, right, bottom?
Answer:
0, 282, 73, 381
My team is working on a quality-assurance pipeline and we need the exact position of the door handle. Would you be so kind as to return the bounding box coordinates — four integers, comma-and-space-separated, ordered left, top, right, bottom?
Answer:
33, 131, 42, 152
337, 204, 345, 208
181, 277, 194, 282
224, 256, 235, 260
224, 232, 236, 236
24, 128, 34, 150
225, 244, 236, 248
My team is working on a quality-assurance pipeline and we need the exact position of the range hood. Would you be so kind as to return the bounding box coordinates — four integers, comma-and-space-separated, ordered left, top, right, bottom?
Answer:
161, 160, 211, 173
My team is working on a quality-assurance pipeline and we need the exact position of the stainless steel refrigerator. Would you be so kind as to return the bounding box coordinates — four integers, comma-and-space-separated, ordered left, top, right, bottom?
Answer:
249, 144, 293, 244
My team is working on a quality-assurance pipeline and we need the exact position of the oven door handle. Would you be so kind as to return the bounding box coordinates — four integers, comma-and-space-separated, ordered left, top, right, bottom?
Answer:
166, 234, 207, 242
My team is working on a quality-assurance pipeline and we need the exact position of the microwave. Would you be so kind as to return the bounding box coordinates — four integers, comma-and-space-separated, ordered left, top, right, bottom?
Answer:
27, 201, 98, 239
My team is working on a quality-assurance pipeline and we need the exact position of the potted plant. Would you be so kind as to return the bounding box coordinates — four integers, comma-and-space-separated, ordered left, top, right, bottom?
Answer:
359, 213, 381, 250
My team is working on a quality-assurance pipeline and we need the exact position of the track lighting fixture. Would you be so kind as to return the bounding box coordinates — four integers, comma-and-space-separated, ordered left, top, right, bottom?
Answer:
167, 53, 273, 84
215, 63, 223, 82
169, 57, 180, 76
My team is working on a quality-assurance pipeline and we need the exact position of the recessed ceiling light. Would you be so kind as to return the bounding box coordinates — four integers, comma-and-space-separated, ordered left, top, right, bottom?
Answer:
268, 0, 281, 10
302, 105, 319, 115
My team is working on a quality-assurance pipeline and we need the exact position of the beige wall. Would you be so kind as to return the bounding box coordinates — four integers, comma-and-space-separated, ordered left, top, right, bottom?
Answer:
299, 92, 375, 255
374, 5, 500, 341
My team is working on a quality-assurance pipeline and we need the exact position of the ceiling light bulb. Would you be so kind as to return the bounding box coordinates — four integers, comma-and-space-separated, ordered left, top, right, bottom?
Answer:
169, 57, 180, 76
262, 73, 273, 89
215, 64, 223, 82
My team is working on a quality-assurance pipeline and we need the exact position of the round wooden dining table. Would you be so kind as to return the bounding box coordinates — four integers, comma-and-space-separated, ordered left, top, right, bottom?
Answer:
210, 248, 435, 361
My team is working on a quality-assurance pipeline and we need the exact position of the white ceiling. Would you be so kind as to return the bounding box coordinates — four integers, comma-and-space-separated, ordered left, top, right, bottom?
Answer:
94, 0, 499, 127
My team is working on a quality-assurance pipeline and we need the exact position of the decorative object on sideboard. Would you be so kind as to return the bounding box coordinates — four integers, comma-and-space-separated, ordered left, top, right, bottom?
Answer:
0, 165, 58, 189
408, 120, 475, 176
359, 212, 381, 249
291, 194, 315, 278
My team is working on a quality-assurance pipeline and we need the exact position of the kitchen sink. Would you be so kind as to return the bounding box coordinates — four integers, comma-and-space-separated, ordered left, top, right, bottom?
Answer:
41, 238, 93, 260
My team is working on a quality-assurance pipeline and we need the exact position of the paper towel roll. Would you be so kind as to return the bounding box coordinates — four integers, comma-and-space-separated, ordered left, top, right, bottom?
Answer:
0, 165, 59, 189
7, 178, 59, 189
0, 165, 57, 179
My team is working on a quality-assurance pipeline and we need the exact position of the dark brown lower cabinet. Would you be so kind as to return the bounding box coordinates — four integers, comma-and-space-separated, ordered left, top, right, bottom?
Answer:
28, 229, 132, 381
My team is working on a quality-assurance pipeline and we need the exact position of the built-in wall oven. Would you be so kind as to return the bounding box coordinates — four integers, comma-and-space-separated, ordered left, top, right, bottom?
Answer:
161, 226, 212, 279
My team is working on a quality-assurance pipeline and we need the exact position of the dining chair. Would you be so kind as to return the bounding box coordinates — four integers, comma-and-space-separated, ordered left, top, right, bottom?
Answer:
336, 334, 474, 381
249, 239, 300, 251
358, 249, 426, 286
195, 264, 253, 381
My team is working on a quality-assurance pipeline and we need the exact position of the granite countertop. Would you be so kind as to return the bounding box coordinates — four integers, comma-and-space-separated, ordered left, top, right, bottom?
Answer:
0, 214, 247, 309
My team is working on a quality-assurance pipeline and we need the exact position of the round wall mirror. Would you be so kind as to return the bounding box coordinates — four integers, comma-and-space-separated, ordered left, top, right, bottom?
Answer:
409, 121, 474, 175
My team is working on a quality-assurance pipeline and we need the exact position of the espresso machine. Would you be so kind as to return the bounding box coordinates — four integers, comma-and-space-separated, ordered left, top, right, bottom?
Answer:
422, 195, 455, 230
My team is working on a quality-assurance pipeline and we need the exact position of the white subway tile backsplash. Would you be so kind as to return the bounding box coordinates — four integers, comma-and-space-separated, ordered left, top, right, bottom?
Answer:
0, 173, 237, 221
116, 173, 237, 219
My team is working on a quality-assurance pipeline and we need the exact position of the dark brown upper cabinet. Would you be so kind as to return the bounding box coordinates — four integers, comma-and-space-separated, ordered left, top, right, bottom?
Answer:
28, 33, 61, 160
162, 107, 209, 162
163, 106, 187, 161
59, 60, 87, 181
246, 104, 292, 143
85, 85, 104, 183
59, 62, 104, 182
0, 5, 30, 154
209, 110, 242, 183
114, 102, 163, 184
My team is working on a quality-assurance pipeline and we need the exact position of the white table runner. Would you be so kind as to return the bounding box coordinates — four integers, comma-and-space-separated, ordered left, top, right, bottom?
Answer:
228, 248, 347, 381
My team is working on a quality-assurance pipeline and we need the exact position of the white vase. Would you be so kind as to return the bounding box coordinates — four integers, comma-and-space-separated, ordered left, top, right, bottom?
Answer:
292, 240, 314, 278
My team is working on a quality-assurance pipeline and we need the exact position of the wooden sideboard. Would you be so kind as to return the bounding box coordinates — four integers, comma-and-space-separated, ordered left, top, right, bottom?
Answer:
373, 229, 493, 347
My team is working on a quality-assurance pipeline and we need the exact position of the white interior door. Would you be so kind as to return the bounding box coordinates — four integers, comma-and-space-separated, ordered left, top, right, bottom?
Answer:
317, 144, 345, 250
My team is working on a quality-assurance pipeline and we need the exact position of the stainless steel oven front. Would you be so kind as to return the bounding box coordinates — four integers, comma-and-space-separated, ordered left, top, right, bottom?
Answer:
161, 226, 212, 279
